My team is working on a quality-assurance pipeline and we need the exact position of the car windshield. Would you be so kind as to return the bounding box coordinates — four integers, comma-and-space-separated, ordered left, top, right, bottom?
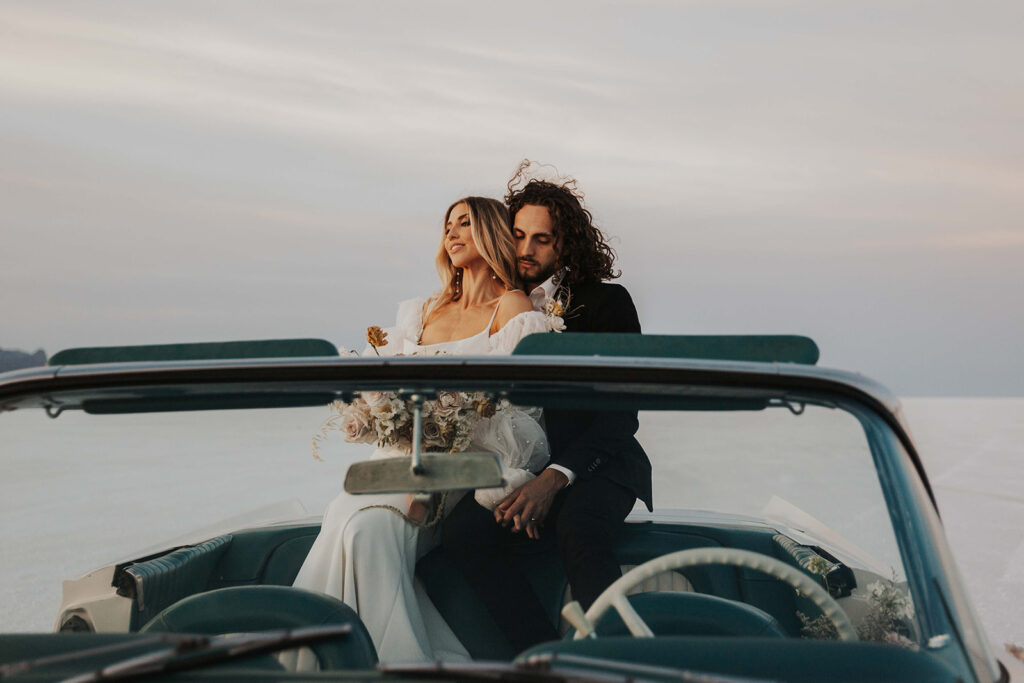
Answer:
642, 403, 906, 575
2, 376, 925, 656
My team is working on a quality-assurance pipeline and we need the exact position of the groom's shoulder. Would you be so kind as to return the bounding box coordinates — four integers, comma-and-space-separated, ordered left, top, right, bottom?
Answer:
570, 280, 635, 305
565, 279, 640, 333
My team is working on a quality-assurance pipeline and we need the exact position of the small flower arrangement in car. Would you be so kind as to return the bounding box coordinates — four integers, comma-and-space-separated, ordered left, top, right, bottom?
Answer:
799, 571, 916, 649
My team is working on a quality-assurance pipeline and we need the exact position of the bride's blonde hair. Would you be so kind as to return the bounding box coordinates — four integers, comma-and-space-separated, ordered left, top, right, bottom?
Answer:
425, 197, 519, 319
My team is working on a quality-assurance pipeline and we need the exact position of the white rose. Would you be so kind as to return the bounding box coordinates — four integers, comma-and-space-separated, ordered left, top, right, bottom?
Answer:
371, 397, 403, 421
339, 402, 374, 443
361, 391, 389, 409
374, 415, 395, 440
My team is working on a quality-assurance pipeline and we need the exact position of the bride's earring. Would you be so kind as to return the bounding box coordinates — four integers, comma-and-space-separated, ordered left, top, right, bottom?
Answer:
452, 268, 463, 301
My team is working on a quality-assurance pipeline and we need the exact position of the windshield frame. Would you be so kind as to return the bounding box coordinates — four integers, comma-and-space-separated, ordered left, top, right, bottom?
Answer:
0, 356, 929, 502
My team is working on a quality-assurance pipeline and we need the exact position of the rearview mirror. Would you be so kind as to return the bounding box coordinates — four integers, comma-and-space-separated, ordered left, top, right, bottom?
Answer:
344, 453, 504, 495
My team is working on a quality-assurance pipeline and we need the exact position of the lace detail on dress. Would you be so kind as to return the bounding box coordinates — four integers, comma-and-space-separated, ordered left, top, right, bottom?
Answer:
471, 407, 549, 509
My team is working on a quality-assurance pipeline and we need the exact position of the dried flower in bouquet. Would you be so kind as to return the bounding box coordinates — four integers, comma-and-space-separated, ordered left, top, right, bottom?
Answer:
366, 326, 388, 355
474, 398, 497, 418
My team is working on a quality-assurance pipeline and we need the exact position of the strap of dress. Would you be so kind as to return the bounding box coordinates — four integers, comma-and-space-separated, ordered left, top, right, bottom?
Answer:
486, 291, 507, 331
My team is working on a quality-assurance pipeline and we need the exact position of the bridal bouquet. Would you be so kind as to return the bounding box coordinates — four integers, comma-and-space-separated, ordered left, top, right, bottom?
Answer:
312, 391, 507, 460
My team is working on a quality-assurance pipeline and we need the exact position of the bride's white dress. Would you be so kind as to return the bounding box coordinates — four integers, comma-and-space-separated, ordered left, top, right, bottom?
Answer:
293, 297, 550, 663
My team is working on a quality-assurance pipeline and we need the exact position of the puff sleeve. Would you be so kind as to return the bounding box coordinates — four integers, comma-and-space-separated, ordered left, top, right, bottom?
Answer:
471, 408, 550, 509
361, 297, 426, 356
486, 311, 551, 355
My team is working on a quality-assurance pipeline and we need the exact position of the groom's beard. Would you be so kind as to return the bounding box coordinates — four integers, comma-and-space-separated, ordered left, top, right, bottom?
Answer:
518, 259, 558, 291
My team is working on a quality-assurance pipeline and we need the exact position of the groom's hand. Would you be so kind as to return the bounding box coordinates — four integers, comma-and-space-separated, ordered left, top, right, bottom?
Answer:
495, 469, 568, 539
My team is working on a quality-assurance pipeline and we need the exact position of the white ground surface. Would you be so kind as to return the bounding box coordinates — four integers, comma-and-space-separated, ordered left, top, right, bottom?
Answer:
1, 397, 1020, 649
900, 398, 1024, 651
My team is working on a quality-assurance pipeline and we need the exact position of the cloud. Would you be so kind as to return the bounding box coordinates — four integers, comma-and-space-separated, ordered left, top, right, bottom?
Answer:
1, 0, 1022, 392
929, 230, 1024, 250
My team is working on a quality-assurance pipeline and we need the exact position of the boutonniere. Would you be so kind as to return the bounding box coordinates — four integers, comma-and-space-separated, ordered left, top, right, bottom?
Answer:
544, 297, 567, 332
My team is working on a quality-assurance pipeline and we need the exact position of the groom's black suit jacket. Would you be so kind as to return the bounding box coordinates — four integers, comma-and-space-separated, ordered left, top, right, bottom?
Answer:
434, 280, 654, 655
544, 280, 653, 511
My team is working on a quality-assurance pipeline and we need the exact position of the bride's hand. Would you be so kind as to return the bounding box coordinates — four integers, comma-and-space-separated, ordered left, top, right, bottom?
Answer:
494, 469, 568, 539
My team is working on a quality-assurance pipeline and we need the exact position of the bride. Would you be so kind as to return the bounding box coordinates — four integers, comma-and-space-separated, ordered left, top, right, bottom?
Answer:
293, 197, 552, 663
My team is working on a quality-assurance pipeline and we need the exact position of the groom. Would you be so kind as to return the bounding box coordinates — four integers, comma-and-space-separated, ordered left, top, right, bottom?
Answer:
441, 170, 653, 652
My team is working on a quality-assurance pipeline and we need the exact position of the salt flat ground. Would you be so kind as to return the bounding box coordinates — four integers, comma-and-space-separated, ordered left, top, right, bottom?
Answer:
901, 398, 1024, 650
0, 397, 1020, 649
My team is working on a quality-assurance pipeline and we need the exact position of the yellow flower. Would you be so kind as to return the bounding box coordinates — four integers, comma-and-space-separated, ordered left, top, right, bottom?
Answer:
366, 326, 388, 356
475, 398, 497, 418
439, 422, 456, 446
545, 299, 565, 317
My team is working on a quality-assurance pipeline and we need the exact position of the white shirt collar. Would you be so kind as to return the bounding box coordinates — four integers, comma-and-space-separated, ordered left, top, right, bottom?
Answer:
528, 269, 565, 310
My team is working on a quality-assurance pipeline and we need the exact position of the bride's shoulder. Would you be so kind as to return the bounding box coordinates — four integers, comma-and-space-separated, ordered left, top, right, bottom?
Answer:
488, 310, 549, 353
494, 290, 533, 327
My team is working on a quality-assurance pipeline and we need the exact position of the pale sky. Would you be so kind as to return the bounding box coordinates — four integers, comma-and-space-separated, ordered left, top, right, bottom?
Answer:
1, 1, 1022, 395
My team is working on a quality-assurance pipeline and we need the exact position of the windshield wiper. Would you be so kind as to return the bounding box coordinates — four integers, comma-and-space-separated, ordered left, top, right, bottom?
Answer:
383, 653, 776, 683
0, 635, 183, 679
51, 624, 352, 682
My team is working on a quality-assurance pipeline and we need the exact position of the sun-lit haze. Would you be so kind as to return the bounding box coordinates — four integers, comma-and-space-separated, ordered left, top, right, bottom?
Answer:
1, 1, 1022, 395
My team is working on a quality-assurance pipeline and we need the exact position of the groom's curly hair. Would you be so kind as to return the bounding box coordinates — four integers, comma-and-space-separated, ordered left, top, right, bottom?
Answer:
505, 161, 619, 287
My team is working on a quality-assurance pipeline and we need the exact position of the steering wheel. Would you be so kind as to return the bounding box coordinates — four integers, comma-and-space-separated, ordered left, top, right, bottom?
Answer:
572, 548, 857, 641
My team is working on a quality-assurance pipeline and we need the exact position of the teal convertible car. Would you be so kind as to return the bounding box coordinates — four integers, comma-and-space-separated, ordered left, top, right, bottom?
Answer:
0, 334, 1017, 681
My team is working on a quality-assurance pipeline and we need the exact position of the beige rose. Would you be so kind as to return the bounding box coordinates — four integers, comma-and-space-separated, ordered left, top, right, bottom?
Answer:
432, 391, 464, 419
421, 419, 448, 450
339, 402, 374, 443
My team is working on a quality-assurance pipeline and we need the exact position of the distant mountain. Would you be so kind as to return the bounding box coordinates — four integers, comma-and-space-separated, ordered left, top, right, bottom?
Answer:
0, 348, 47, 372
